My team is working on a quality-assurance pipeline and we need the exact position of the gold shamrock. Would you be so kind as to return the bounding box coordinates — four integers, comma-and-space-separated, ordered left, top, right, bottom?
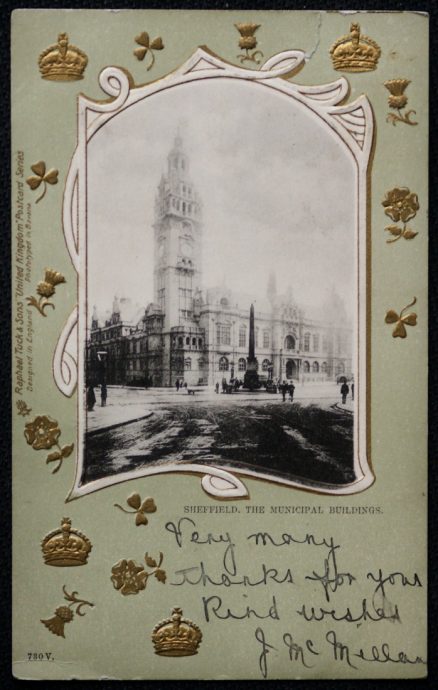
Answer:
385, 297, 417, 338
133, 32, 164, 71
114, 492, 157, 526
26, 161, 59, 203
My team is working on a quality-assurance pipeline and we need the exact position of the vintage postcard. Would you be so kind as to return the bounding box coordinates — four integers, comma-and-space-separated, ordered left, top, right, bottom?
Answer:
12, 9, 427, 680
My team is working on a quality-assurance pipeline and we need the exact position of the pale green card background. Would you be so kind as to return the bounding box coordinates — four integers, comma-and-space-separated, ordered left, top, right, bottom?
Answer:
12, 9, 428, 680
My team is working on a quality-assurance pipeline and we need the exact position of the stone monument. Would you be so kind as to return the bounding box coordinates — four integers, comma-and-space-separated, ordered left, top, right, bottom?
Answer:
243, 303, 261, 390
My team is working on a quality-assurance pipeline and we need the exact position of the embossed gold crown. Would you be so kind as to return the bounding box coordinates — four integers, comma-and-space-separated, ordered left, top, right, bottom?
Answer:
330, 23, 381, 73
41, 518, 92, 566
38, 33, 88, 81
152, 608, 202, 657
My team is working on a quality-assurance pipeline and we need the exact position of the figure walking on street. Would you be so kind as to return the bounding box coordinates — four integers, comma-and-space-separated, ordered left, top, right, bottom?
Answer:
176, 379, 180, 392
288, 382, 295, 401
87, 384, 96, 412
100, 383, 107, 407
281, 381, 287, 402
341, 381, 349, 404
215, 382, 219, 394
351, 382, 354, 401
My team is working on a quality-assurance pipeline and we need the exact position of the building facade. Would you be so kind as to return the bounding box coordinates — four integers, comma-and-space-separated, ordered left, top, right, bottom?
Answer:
87, 135, 353, 387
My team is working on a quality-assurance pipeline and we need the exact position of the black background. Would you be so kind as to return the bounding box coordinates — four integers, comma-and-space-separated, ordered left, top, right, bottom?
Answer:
1, 1, 436, 688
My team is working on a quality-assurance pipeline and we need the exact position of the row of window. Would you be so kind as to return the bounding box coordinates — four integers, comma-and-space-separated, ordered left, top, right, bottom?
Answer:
217, 357, 346, 374
174, 336, 203, 349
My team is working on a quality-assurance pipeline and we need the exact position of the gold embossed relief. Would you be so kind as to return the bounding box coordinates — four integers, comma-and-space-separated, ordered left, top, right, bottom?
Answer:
111, 552, 166, 595
385, 79, 418, 126
42, 518, 92, 566
26, 161, 58, 203
41, 586, 94, 638
330, 23, 381, 72
24, 415, 74, 473
16, 399, 32, 416
235, 23, 263, 64
38, 33, 88, 81
382, 188, 419, 243
114, 492, 157, 526
134, 32, 164, 70
27, 269, 66, 316
152, 608, 202, 657
385, 298, 418, 338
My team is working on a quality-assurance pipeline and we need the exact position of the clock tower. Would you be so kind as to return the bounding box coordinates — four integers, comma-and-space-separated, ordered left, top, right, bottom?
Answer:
152, 133, 204, 385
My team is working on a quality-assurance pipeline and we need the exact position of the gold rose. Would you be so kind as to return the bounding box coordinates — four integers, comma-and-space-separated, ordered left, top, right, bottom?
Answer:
133, 31, 164, 71
382, 187, 419, 243
24, 414, 74, 473
384, 79, 418, 126
385, 297, 417, 339
41, 586, 94, 638
27, 268, 66, 316
26, 161, 59, 203
235, 23, 264, 64
114, 492, 157, 526
111, 553, 166, 596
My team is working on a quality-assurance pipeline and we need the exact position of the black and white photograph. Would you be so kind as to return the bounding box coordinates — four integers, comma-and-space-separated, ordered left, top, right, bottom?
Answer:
81, 72, 364, 492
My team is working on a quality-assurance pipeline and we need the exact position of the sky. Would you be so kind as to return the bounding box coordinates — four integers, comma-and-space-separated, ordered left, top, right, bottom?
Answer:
87, 78, 356, 321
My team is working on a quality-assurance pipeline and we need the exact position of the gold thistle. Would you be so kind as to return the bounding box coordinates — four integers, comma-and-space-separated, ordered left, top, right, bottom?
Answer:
111, 553, 166, 595
26, 161, 58, 203
16, 399, 32, 416
38, 33, 88, 81
330, 23, 381, 72
133, 32, 164, 70
27, 268, 66, 316
385, 79, 418, 126
41, 586, 94, 638
382, 187, 419, 243
41, 518, 92, 567
235, 23, 263, 64
24, 414, 74, 473
385, 297, 418, 339
114, 492, 157, 526
152, 607, 202, 657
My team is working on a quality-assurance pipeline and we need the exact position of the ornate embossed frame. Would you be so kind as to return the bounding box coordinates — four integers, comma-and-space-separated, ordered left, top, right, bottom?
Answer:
54, 47, 373, 500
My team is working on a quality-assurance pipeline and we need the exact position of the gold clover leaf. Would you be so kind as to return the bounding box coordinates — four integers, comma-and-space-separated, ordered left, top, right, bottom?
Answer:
26, 161, 59, 203
385, 297, 417, 338
134, 32, 164, 71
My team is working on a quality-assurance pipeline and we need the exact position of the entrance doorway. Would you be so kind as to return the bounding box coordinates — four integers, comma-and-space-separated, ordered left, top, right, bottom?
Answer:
286, 359, 297, 379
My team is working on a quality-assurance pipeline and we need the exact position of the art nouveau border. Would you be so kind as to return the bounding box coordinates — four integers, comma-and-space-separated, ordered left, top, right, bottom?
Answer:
53, 47, 374, 500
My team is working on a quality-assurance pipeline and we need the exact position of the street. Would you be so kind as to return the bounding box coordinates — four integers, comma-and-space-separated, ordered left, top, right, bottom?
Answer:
84, 383, 355, 486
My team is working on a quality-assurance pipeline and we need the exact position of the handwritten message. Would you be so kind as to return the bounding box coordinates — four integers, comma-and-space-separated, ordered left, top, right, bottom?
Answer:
164, 515, 425, 678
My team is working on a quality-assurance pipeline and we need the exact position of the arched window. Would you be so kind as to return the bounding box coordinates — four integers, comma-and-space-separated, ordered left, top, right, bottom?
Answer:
192, 337, 197, 347
313, 334, 320, 351
198, 338, 203, 348
284, 335, 295, 350
219, 356, 229, 371
182, 202, 186, 214
304, 333, 310, 352
239, 325, 246, 347
185, 337, 190, 345
303, 361, 310, 373
263, 330, 270, 348
185, 358, 191, 370
312, 361, 319, 373
238, 358, 246, 372
321, 361, 327, 373
262, 359, 270, 371
178, 337, 183, 347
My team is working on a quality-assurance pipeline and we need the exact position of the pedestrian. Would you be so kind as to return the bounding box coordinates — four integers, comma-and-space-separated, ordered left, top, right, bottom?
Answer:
340, 381, 349, 404
215, 382, 219, 394
281, 382, 287, 402
87, 384, 96, 411
176, 379, 180, 392
351, 382, 354, 401
222, 377, 227, 393
183, 381, 187, 389
288, 382, 295, 401
100, 382, 107, 407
